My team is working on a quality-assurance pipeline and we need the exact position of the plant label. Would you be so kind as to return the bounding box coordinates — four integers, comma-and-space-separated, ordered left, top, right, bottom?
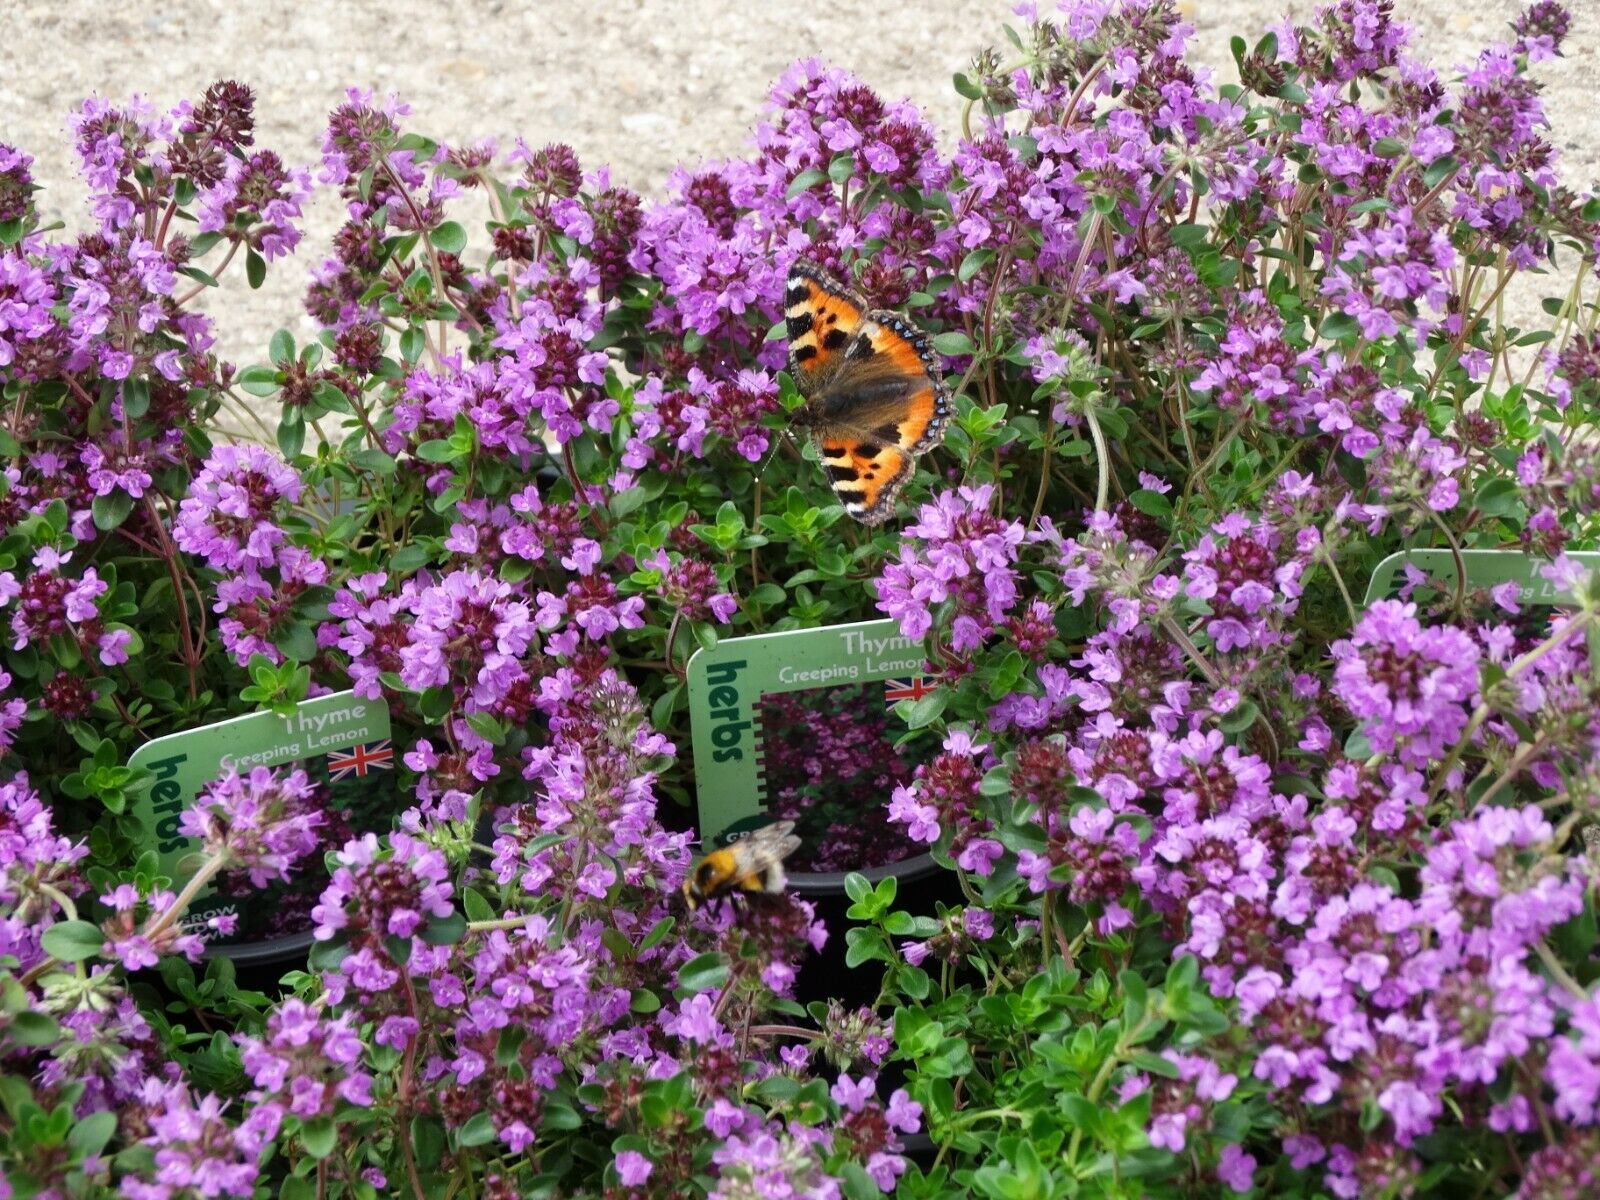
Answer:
127, 690, 394, 945
686, 618, 938, 851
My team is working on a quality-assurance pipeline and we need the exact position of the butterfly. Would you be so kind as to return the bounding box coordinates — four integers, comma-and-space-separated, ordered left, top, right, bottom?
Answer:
681, 820, 802, 910
782, 261, 951, 525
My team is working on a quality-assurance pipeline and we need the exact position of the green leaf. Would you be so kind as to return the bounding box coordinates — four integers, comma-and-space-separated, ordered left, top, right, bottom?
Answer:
785, 169, 827, 200
988, 650, 1024, 698
1130, 1051, 1181, 1079
1344, 727, 1373, 759
900, 687, 949, 730
245, 246, 266, 289
40, 920, 104, 963
1217, 700, 1260, 734
463, 711, 505, 744
400, 326, 425, 365
980, 764, 1013, 797
677, 952, 730, 993
630, 988, 662, 1014
411, 1114, 447, 1170
238, 365, 281, 397
932, 331, 976, 357
650, 682, 682, 731
1473, 477, 1521, 518
457, 1112, 496, 1147
1422, 155, 1459, 190
461, 888, 495, 922
420, 910, 466, 946
958, 247, 995, 283
269, 329, 295, 365
122, 377, 150, 419
277, 416, 305, 461
543, 1100, 582, 1131
299, 1115, 336, 1159
91, 491, 136, 532
273, 622, 317, 664
8, 1010, 61, 1047
432, 221, 467, 255
639, 916, 676, 952
1320, 312, 1359, 342
1128, 488, 1172, 518
350, 448, 398, 476
1552, 895, 1597, 968
415, 439, 459, 464
841, 1163, 880, 1200
844, 927, 893, 968
390, 544, 432, 573
69, 1109, 117, 1157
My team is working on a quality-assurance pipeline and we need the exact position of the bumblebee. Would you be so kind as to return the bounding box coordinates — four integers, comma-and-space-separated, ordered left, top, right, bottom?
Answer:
681, 820, 802, 910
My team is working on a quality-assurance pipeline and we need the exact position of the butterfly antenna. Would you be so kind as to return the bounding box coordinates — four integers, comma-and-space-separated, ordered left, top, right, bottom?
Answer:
755, 410, 801, 483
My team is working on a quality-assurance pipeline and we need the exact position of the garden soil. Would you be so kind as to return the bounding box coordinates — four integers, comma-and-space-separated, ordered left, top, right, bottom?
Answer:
3, 0, 1594, 431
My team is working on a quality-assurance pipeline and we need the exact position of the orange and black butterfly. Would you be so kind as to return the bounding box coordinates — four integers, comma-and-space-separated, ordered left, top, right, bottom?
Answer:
783, 261, 951, 525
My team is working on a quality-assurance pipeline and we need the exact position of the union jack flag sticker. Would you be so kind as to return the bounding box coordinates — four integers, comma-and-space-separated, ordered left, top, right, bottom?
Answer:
326, 739, 394, 782
883, 676, 938, 705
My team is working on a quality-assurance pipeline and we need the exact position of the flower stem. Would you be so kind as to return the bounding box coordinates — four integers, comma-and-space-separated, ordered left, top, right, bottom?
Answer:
140, 851, 232, 943
1084, 404, 1110, 513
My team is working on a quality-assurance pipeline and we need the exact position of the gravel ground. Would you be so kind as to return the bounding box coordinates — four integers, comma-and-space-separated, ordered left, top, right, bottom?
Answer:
2, 0, 1595, 385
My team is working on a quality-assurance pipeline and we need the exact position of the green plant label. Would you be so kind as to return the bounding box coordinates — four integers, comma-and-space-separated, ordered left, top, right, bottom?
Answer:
127, 691, 393, 942
687, 619, 937, 849
1363, 548, 1600, 608
1355, 549, 1600, 744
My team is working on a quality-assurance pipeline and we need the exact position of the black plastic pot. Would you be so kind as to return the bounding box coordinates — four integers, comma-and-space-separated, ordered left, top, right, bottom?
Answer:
787, 852, 958, 1010
202, 929, 317, 990
901, 1132, 937, 1172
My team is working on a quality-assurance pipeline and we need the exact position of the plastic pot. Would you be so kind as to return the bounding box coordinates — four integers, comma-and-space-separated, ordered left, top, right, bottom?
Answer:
202, 929, 317, 990
901, 1132, 937, 1171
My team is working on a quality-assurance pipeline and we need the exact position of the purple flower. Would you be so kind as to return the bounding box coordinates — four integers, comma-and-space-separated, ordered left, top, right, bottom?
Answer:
887, 783, 940, 844
666, 993, 725, 1045
1331, 600, 1479, 768
830, 1074, 875, 1113
1218, 1145, 1257, 1192
237, 998, 374, 1118
877, 484, 1025, 649
195, 150, 311, 260
179, 766, 324, 887
886, 1089, 922, 1135
173, 444, 302, 573
311, 831, 454, 1000
120, 1081, 262, 1200
615, 1150, 653, 1186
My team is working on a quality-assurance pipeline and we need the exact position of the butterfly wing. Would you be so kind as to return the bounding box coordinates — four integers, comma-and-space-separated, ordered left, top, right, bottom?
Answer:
808, 312, 952, 524
785, 261, 869, 394
847, 313, 950, 456
813, 436, 917, 526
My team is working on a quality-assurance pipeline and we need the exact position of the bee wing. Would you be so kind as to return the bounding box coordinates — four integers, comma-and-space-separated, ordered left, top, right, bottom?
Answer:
741, 819, 794, 843
729, 821, 802, 894
740, 822, 800, 860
